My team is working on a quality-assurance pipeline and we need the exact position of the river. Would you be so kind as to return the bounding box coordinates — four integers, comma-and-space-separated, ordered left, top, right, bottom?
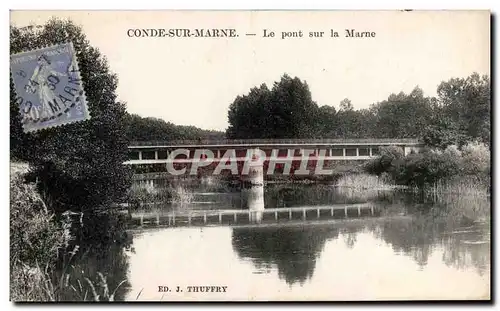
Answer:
76, 183, 491, 301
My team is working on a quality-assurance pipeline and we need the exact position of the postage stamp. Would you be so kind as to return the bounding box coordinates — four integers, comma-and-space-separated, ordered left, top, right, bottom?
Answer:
10, 42, 90, 132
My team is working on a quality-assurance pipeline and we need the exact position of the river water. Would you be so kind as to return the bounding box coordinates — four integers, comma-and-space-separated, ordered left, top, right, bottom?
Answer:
80, 183, 491, 301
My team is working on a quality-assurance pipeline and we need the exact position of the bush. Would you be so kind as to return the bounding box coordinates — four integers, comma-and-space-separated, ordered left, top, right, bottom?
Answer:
460, 141, 490, 176
391, 149, 461, 187
364, 146, 404, 176
364, 140, 490, 190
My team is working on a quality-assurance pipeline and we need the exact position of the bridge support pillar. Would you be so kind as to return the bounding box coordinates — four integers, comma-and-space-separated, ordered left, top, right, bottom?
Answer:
241, 161, 264, 188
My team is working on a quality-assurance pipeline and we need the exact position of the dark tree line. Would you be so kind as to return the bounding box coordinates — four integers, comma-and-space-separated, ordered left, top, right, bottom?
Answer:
226, 73, 490, 149
124, 113, 224, 142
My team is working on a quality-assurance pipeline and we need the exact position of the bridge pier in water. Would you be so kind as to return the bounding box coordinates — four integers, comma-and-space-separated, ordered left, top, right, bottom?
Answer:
241, 158, 265, 223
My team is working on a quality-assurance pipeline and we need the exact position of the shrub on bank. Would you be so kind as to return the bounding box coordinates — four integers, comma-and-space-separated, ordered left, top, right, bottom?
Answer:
11, 166, 129, 301
460, 141, 490, 177
10, 168, 67, 269
391, 149, 461, 187
10, 167, 67, 301
364, 146, 405, 176
364, 141, 490, 190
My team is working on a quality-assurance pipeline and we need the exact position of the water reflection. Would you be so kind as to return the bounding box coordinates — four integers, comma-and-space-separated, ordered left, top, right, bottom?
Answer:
241, 186, 265, 223
119, 183, 491, 300
230, 192, 490, 290
232, 225, 340, 285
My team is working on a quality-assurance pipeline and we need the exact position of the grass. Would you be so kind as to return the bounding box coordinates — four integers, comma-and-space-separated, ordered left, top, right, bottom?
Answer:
335, 173, 396, 190
11, 259, 127, 302
425, 177, 491, 223
170, 184, 194, 204
427, 177, 490, 197
128, 182, 195, 205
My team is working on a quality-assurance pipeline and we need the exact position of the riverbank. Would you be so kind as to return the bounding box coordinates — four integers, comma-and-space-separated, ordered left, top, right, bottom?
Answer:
10, 163, 129, 301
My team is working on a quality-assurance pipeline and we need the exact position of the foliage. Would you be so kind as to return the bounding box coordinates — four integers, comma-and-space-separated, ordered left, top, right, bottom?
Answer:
335, 99, 375, 138
125, 113, 224, 142
436, 73, 490, 145
391, 149, 461, 187
422, 117, 470, 149
460, 141, 490, 177
370, 87, 435, 138
227, 75, 320, 138
226, 73, 490, 146
364, 146, 404, 176
10, 19, 133, 216
10, 167, 66, 269
364, 141, 490, 189
10, 165, 131, 302
11, 247, 128, 302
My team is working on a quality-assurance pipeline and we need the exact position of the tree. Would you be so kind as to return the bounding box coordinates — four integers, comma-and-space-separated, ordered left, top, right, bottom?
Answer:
226, 84, 272, 138
370, 87, 434, 138
339, 98, 353, 111
10, 19, 132, 222
124, 113, 224, 142
436, 73, 490, 145
227, 74, 320, 139
316, 105, 337, 137
422, 117, 469, 149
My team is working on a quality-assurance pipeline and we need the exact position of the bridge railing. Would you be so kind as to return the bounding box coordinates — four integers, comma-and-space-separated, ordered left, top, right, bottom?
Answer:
129, 138, 422, 147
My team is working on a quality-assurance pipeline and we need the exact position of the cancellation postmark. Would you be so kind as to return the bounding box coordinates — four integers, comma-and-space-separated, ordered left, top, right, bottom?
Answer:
10, 42, 90, 132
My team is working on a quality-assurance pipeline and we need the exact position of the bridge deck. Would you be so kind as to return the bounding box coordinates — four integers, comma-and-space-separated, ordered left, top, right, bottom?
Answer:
124, 155, 374, 165
129, 138, 422, 148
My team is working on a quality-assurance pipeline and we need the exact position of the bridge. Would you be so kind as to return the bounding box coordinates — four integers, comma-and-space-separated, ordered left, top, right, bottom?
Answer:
125, 139, 422, 177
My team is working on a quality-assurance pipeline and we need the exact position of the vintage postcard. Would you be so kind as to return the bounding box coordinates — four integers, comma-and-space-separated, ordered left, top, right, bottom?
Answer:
9, 10, 491, 302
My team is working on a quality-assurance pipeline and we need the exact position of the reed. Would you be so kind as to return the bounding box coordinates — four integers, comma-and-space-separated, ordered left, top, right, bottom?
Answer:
11, 247, 127, 302
427, 177, 489, 197
170, 184, 194, 204
335, 173, 395, 190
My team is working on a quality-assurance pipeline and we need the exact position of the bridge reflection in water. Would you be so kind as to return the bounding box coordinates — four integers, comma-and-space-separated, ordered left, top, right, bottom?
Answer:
129, 186, 390, 228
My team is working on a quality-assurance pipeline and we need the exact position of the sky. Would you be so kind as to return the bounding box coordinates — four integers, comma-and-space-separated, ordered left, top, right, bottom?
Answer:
10, 10, 490, 131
